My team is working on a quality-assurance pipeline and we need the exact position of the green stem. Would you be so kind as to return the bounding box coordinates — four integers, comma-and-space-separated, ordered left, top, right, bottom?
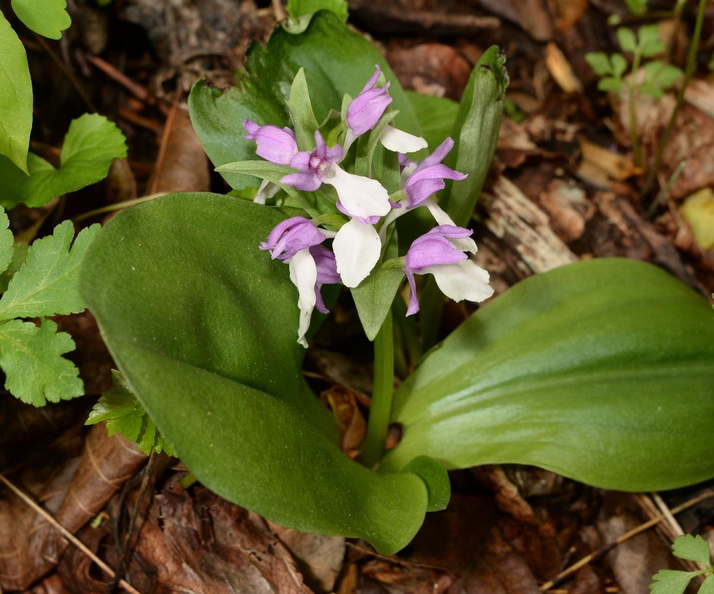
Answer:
642, 0, 707, 196
629, 49, 643, 168
360, 308, 394, 468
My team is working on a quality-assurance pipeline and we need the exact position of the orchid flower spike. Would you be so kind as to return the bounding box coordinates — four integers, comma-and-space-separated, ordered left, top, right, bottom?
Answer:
260, 217, 338, 347
404, 225, 493, 316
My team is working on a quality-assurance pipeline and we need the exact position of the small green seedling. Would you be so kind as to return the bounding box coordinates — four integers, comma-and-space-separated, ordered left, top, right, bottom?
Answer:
650, 534, 714, 594
586, 23, 683, 166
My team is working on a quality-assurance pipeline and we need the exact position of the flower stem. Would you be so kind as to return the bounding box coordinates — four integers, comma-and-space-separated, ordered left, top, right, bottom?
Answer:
360, 308, 394, 468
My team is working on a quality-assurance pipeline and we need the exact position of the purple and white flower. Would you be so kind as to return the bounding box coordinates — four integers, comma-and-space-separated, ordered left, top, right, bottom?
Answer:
346, 66, 393, 137
260, 217, 338, 347
244, 120, 298, 165
402, 138, 467, 210
344, 66, 427, 155
404, 225, 493, 316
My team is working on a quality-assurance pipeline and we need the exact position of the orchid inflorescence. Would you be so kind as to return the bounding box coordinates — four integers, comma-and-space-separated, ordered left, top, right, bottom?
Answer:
245, 66, 494, 346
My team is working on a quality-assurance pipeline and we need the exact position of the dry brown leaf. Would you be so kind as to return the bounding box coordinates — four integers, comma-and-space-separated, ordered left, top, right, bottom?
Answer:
545, 42, 583, 94
149, 107, 210, 195
0, 427, 146, 591
127, 484, 312, 593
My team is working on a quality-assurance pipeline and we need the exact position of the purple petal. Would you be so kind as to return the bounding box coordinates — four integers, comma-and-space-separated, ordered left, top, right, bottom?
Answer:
414, 137, 454, 173
259, 216, 326, 260
347, 88, 393, 136
360, 65, 382, 94
310, 245, 340, 285
289, 151, 312, 172
314, 286, 329, 314
244, 121, 298, 165
336, 200, 380, 224
405, 235, 467, 272
281, 171, 322, 192
404, 178, 446, 209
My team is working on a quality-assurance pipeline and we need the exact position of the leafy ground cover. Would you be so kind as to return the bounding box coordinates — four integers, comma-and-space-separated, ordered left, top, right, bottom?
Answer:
0, 0, 713, 592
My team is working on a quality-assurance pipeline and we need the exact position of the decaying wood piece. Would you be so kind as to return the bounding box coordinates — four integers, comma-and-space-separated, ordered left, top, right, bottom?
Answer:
0, 426, 146, 591
475, 175, 578, 293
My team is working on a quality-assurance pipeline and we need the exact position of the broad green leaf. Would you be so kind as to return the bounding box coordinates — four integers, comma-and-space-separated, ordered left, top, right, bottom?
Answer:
672, 534, 712, 565
0, 222, 100, 320
286, 0, 348, 22
87, 370, 176, 456
381, 259, 714, 491
11, 0, 71, 40
617, 27, 637, 53
80, 194, 433, 553
444, 45, 507, 227
0, 318, 83, 406
0, 208, 13, 275
0, 114, 127, 209
189, 11, 422, 190
405, 91, 459, 151
649, 570, 696, 594
0, 12, 32, 172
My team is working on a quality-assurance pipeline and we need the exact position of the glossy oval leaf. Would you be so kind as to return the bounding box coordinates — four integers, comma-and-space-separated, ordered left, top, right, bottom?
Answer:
79, 194, 431, 554
11, 0, 71, 40
381, 259, 714, 491
189, 11, 422, 190
0, 11, 32, 172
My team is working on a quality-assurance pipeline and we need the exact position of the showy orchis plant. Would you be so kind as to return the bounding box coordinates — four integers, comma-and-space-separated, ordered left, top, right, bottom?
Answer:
240, 66, 493, 347
81, 9, 714, 556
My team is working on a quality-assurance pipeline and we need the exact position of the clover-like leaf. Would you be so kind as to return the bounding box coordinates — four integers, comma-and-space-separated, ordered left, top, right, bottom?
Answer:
672, 534, 712, 565
0, 12, 32, 172
11, 0, 71, 40
585, 52, 613, 76
617, 27, 637, 53
650, 569, 697, 594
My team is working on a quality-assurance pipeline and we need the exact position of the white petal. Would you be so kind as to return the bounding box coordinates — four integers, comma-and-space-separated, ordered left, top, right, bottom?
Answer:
324, 165, 391, 219
254, 179, 279, 205
424, 199, 478, 253
379, 125, 428, 153
288, 249, 318, 347
333, 219, 381, 288
423, 259, 494, 304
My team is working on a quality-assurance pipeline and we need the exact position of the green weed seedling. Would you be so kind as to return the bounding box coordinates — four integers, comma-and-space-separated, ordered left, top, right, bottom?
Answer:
586, 22, 682, 166
650, 534, 714, 594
